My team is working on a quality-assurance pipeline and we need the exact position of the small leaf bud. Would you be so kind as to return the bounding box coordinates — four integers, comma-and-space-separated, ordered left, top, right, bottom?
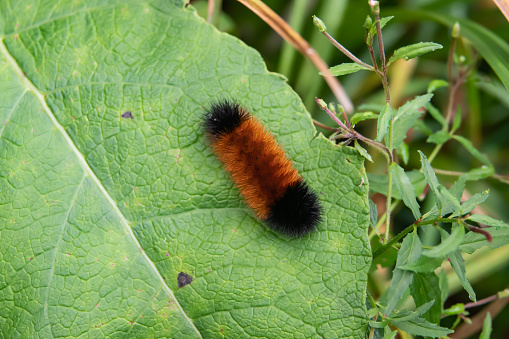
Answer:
369, 1, 380, 15
313, 15, 326, 33
364, 15, 373, 30
328, 102, 336, 114
315, 98, 327, 110
452, 22, 460, 38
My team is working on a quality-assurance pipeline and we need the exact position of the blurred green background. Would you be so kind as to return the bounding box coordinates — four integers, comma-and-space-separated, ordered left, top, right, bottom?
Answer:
192, 0, 509, 337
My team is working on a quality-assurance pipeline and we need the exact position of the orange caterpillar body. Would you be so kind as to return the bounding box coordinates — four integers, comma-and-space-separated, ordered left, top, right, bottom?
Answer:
204, 100, 322, 237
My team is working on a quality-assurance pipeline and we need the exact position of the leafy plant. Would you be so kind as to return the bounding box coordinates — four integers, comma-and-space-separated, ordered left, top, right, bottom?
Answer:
0, 0, 370, 338
310, 1, 509, 337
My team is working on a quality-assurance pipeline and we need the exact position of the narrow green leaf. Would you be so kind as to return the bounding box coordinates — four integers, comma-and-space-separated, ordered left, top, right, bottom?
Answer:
400, 256, 443, 273
438, 185, 462, 214
410, 273, 442, 324
449, 249, 477, 301
477, 78, 509, 109
387, 300, 434, 322
453, 135, 493, 166
390, 163, 421, 219
396, 143, 409, 165
376, 103, 392, 142
451, 105, 462, 132
461, 227, 509, 254
428, 190, 462, 219
419, 151, 444, 210
427, 79, 449, 93
425, 176, 467, 219
467, 215, 509, 228
425, 102, 447, 127
464, 166, 495, 181
444, 303, 465, 316
438, 269, 449, 311
451, 190, 490, 217
367, 16, 394, 45
423, 224, 465, 258
325, 63, 370, 76
367, 307, 379, 318
388, 42, 443, 65
480, 312, 492, 339
392, 94, 433, 148
395, 94, 434, 121
450, 176, 467, 201
427, 130, 450, 145
391, 113, 422, 149
392, 317, 453, 337
355, 140, 373, 162
369, 16, 394, 38
351, 111, 378, 126
413, 119, 433, 135
369, 320, 387, 328
385, 232, 422, 315
382, 328, 398, 339
368, 170, 426, 199
369, 199, 378, 228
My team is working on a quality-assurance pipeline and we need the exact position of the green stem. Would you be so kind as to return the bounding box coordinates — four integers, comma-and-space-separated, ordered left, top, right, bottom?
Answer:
372, 216, 459, 259
374, 221, 414, 259
369, 200, 399, 239
322, 31, 374, 71
384, 168, 393, 244
427, 143, 442, 164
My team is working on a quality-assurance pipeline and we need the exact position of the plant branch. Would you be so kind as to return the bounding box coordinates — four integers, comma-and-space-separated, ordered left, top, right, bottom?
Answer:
313, 119, 338, 131
374, 11, 386, 73
372, 216, 460, 259
322, 32, 374, 71
464, 288, 509, 310
237, 0, 354, 113
315, 98, 393, 162
207, 0, 222, 25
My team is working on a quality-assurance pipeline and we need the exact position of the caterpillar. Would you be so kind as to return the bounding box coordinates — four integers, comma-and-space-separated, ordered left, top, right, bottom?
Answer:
204, 99, 322, 237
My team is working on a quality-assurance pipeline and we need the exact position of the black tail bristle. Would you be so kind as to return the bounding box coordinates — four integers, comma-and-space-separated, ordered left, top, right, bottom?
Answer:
265, 181, 322, 237
204, 99, 250, 138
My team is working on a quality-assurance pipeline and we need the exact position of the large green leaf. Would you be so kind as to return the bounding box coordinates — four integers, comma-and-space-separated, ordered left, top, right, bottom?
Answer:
0, 1, 371, 338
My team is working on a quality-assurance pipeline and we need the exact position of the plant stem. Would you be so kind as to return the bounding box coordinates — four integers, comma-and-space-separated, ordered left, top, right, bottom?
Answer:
207, 0, 223, 25
373, 222, 414, 259
374, 12, 386, 74
384, 169, 393, 243
322, 32, 374, 71
315, 98, 394, 161
312, 119, 338, 131
369, 200, 399, 239
427, 143, 441, 164
464, 288, 509, 310
372, 216, 460, 259
444, 37, 457, 126
237, 0, 354, 113
369, 1, 393, 244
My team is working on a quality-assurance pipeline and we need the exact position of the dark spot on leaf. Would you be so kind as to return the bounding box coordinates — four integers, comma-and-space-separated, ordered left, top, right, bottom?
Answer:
122, 111, 134, 119
346, 158, 351, 163
177, 272, 193, 288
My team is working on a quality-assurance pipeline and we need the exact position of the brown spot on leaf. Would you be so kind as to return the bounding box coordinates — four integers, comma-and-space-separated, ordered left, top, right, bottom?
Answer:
122, 111, 134, 119
177, 272, 193, 288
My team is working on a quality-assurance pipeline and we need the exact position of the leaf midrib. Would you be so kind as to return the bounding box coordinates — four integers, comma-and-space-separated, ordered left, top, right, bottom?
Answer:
0, 37, 202, 337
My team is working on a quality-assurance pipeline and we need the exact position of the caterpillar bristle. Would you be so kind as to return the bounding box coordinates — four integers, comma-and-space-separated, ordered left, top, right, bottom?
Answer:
204, 99, 322, 237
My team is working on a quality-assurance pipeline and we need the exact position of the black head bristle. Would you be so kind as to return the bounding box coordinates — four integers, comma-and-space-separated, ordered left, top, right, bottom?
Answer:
204, 100, 250, 137
265, 181, 322, 237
